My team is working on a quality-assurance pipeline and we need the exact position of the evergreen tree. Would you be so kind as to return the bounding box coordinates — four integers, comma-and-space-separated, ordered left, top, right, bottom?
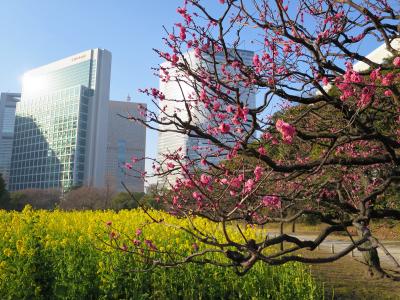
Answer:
0, 173, 10, 209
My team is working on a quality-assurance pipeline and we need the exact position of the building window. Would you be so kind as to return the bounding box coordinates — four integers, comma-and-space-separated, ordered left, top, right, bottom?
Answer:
118, 140, 126, 163
117, 139, 126, 181
2, 107, 16, 133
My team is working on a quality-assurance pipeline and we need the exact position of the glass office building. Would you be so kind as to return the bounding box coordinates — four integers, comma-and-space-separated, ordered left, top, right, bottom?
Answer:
9, 49, 112, 191
0, 93, 20, 186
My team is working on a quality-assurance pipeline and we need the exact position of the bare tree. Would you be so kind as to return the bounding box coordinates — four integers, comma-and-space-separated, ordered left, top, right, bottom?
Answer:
60, 186, 115, 210
9, 189, 61, 210
120, 0, 400, 278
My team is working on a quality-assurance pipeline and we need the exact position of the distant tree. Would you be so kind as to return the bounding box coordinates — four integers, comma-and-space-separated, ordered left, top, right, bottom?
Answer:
60, 186, 114, 210
111, 192, 132, 210
111, 192, 145, 210
0, 173, 10, 209
104, 175, 117, 209
8, 189, 61, 210
139, 184, 172, 210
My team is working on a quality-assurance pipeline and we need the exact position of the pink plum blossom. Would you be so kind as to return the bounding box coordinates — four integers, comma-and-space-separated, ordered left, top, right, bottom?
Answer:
193, 192, 203, 201
254, 166, 263, 181
219, 123, 230, 134
253, 54, 260, 66
394, 57, 400, 67
244, 179, 255, 193
276, 119, 295, 144
194, 48, 201, 57
145, 240, 157, 250
262, 195, 281, 209
384, 89, 393, 96
200, 174, 212, 185
258, 146, 267, 155
370, 68, 381, 81
132, 239, 141, 246
382, 73, 395, 86
179, 26, 186, 40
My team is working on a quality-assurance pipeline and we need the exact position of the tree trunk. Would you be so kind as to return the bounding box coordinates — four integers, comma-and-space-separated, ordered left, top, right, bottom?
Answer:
280, 221, 284, 251
356, 227, 387, 278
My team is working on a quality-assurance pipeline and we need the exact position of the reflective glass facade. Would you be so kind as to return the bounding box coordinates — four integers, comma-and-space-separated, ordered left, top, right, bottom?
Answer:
8, 49, 111, 191
9, 86, 89, 190
2, 107, 16, 133
22, 59, 97, 96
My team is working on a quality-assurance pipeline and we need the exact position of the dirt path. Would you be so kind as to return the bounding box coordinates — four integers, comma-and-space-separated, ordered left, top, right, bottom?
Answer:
264, 232, 400, 299
266, 231, 400, 268
308, 251, 400, 300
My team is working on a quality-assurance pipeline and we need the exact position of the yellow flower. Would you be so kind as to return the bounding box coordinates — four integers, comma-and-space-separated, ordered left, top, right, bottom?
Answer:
98, 261, 104, 269
45, 241, 51, 249
0, 261, 7, 269
16, 240, 25, 255
60, 238, 68, 247
3, 248, 13, 257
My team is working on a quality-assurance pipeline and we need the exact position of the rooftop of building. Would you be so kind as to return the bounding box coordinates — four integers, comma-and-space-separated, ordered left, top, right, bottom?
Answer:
109, 99, 146, 107
0, 92, 21, 101
23, 48, 111, 77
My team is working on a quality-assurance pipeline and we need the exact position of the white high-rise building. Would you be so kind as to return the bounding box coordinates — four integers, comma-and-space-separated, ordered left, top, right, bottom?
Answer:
354, 39, 400, 72
106, 100, 146, 193
318, 39, 400, 94
9, 49, 112, 191
157, 49, 256, 185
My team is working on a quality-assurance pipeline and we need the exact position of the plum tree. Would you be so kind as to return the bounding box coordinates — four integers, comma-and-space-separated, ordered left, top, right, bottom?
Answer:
124, 0, 400, 278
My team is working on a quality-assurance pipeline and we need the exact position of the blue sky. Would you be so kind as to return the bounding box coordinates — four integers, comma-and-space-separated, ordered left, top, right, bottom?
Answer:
0, 0, 387, 184
0, 0, 185, 179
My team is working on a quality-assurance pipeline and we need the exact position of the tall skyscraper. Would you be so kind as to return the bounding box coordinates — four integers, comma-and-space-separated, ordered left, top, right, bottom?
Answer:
9, 49, 112, 191
157, 49, 256, 185
106, 100, 146, 193
0, 92, 20, 186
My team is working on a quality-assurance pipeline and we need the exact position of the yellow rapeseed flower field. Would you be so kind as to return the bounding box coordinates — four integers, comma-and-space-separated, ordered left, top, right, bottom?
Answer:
0, 206, 322, 299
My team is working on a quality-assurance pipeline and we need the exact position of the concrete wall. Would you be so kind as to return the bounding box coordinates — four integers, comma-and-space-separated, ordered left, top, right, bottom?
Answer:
84, 49, 112, 188
106, 100, 146, 192
0, 93, 20, 186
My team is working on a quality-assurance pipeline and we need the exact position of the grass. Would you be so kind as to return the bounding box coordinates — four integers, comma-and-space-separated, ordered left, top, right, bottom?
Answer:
306, 250, 400, 300
265, 221, 400, 299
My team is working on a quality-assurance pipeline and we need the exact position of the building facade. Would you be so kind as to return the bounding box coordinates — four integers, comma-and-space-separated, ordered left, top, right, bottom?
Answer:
0, 93, 20, 186
157, 49, 256, 185
318, 39, 400, 94
354, 38, 400, 72
9, 49, 112, 191
106, 100, 146, 193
